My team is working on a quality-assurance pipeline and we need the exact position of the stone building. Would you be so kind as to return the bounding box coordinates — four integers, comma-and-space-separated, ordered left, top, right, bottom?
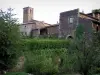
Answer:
59, 9, 100, 38
19, 7, 59, 37
40, 24, 59, 37
19, 7, 100, 38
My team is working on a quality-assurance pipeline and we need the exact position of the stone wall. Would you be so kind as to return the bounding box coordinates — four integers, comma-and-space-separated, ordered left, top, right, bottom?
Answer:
59, 9, 79, 37
47, 25, 59, 36
79, 18, 92, 33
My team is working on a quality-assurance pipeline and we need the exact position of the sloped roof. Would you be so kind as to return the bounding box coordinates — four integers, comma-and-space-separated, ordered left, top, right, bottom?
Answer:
80, 13, 100, 24
22, 19, 52, 29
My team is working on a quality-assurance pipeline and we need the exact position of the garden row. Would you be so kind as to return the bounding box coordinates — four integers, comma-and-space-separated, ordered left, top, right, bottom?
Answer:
22, 39, 70, 50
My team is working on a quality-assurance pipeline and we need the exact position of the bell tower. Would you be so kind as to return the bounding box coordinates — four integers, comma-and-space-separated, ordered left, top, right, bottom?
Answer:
23, 7, 33, 23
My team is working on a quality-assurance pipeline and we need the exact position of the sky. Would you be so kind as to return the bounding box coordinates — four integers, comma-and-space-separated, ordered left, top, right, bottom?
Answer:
0, 0, 100, 24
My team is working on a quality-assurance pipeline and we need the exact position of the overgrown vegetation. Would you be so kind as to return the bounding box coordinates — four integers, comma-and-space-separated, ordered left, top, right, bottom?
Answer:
23, 38, 70, 50
0, 8, 21, 73
22, 38, 70, 75
24, 49, 67, 75
68, 24, 100, 75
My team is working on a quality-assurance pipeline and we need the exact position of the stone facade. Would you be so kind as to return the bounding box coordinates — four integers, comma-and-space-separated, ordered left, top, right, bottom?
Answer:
20, 7, 52, 37
46, 24, 59, 36
19, 20, 51, 36
59, 9, 100, 38
59, 9, 79, 37
20, 6, 100, 38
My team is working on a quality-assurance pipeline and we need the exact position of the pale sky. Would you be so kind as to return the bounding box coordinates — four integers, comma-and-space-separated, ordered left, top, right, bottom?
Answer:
0, 0, 100, 24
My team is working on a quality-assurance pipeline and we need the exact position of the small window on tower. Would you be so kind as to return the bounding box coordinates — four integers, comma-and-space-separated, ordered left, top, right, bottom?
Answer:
69, 17, 74, 23
68, 17, 74, 24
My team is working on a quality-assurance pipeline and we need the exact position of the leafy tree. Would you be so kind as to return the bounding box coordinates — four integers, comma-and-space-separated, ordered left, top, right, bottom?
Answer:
69, 24, 100, 75
75, 24, 84, 40
92, 9, 100, 13
0, 8, 21, 73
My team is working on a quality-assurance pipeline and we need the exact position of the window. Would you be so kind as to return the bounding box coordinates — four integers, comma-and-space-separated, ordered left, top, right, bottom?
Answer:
69, 17, 74, 23
68, 16, 74, 24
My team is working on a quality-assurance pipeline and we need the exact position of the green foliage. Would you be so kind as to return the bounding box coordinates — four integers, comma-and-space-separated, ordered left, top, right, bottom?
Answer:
24, 48, 68, 75
23, 38, 70, 51
92, 9, 100, 13
75, 24, 84, 40
21, 38, 72, 74
0, 8, 21, 71
68, 25, 100, 75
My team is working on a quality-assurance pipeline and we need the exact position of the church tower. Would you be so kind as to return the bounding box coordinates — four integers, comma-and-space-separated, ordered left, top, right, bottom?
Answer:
23, 7, 34, 23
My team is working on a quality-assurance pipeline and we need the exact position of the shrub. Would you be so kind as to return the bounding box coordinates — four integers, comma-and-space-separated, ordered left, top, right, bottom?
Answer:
23, 39, 70, 51
24, 48, 68, 75
0, 8, 21, 72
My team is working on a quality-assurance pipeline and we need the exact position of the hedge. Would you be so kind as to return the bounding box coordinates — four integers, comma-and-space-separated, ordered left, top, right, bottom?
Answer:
24, 48, 68, 75
22, 39, 70, 51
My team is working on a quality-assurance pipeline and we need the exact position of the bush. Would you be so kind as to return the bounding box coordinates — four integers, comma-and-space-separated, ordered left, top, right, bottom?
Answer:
21, 38, 72, 74
91, 67, 100, 74
23, 39, 70, 51
24, 48, 68, 75
0, 8, 21, 72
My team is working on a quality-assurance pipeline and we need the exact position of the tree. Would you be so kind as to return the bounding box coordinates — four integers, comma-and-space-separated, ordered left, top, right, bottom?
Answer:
92, 9, 100, 13
69, 24, 100, 75
0, 8, 21, 73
